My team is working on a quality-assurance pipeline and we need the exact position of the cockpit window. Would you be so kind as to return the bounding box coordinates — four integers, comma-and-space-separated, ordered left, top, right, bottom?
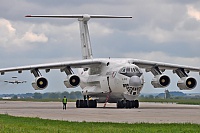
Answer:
135, 67, 140, 72
120, 67, 126, 73
119, 67, 139, 74
119, 66, 142, 77
131, 67, 135, 72
126, 67, 131, 73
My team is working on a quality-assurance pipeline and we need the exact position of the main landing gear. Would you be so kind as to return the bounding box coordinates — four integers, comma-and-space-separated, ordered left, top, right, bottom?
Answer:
76, 100, 97, 108
117, 100, 139, 108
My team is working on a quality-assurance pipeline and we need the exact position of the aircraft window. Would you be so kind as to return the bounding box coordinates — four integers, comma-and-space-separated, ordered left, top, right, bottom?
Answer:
131, 68, 135, 72
126, 67, 131, 73
84, 68, 88, 71
135, 67, 139, 72
120, 67, 140, 73
120, 67, 126, 73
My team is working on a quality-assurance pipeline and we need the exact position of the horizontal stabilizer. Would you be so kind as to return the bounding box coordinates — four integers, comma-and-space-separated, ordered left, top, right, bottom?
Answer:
25, 14, 132, 19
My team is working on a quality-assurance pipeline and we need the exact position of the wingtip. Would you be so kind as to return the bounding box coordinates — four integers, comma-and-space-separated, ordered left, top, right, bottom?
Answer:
25, 15, 32, 17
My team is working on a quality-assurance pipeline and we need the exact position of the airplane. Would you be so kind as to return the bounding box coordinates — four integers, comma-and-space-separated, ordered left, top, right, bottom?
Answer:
4, 76, 27, 84
0, 14, 199, 108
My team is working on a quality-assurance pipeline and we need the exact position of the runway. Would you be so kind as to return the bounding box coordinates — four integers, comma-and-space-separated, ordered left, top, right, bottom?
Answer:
0, 101, 199, 124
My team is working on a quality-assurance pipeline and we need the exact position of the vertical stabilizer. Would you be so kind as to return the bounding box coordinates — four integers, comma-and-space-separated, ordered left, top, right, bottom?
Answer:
25, 14, 132, 60
78, 15, 93, 59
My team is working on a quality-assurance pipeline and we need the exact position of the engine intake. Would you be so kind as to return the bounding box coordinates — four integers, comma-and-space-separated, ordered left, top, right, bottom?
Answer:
64, 74, 80, 88
151, 75, 170, 88
177, 77, 197, 90
32, 77, 48, 90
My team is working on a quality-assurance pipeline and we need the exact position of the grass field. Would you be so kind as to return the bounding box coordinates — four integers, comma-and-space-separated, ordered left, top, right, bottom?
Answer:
0, 114, 199, 133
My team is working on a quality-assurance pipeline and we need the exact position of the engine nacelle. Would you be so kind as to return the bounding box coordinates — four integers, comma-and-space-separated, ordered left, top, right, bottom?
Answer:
32, 77, 48, 90
177, 77, 197, 90
64, 74, 80, 88
151, 75, 170, 88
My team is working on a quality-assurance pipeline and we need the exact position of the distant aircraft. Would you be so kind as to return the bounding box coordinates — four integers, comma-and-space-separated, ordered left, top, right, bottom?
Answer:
4, 76, 27, 84
0, 14, 199, 108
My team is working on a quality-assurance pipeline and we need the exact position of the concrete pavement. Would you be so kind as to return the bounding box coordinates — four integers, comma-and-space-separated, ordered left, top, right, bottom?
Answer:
0, 101, 199, 124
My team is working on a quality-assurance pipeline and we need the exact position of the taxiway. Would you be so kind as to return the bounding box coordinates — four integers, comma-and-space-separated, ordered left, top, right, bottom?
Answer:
0, 101, 199, 124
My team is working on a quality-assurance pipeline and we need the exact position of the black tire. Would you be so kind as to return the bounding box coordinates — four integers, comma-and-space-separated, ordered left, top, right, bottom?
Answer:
117, 100, 125, 108
125, 100, 130, 108
76, 100, 87, 108
131, 100, 135, 108
76, 100, 80, 108
129, 100, 133, 108
121, 100, 125, 108
117, 101, 121, 108
83, 100, 88, 108
92, 100, 97, 108
76, 100, 96, 108
79, 100, 84, 108
93, 100, 97, 108
88, 100, 96, 108
135, 100, 139, 108
88, 100, 92, 108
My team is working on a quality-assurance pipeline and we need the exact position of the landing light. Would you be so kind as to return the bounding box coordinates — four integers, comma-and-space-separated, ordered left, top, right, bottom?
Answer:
187, 81, 192, 85
161, 79, 165, 83
39, 81, 43, 85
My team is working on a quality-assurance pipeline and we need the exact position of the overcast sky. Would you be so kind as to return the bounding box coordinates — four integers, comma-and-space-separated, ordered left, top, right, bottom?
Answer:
0, 0, 200, 94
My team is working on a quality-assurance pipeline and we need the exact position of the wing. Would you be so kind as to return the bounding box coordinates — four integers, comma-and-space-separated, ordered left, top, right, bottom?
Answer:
0, 59, 102, 75
5, 81, 14, 84
4, 80, 14, 83
129, 59, 200, 74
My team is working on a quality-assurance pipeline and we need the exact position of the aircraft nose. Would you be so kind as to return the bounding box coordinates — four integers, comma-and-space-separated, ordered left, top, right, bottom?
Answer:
129, 76, 142, 87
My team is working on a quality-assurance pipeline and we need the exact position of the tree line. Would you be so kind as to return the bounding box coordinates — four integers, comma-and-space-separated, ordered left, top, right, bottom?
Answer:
2, 91, 83, 100
33, 91, 83, 99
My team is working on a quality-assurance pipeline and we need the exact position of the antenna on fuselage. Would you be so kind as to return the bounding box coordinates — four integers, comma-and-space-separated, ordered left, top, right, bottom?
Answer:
25, 14, 132, 59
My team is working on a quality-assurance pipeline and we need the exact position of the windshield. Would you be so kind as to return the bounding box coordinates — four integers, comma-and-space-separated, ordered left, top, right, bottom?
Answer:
119, 66, 139, 74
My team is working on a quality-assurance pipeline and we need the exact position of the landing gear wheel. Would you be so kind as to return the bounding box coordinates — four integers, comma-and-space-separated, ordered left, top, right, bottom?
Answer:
131, 100, 135, 108
76, 100, 80, 108
135, 100, 139, 108
88, 100, 97, 108
76, 100, 86, 108
116, 100, 139, 109
76, 100, 97, 108
79, 100, 85, 108
125, 100, 131, 108
131, 100, 139, 108
117, 100, 125, 108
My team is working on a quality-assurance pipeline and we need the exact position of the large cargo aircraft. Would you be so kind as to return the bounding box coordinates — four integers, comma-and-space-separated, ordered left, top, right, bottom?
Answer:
0, 14, 199, 108
4, 76, 27, 84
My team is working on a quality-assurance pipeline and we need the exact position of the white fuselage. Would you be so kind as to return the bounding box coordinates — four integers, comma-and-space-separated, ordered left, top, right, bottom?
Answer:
78, 58, 144, 103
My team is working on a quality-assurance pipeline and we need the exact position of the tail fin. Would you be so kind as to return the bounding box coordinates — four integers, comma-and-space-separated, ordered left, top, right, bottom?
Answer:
78, 14, 93, 59
26, 14, 132, 59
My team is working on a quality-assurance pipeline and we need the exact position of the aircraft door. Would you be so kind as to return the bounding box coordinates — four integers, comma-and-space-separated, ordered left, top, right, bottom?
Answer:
100, 76, 110, 93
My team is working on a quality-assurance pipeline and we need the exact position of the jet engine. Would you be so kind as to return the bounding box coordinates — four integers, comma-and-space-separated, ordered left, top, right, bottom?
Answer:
177, 77, 197, 90
151, 75, 170, 88
64, 74, 80, 88
32, 77, 48, 90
